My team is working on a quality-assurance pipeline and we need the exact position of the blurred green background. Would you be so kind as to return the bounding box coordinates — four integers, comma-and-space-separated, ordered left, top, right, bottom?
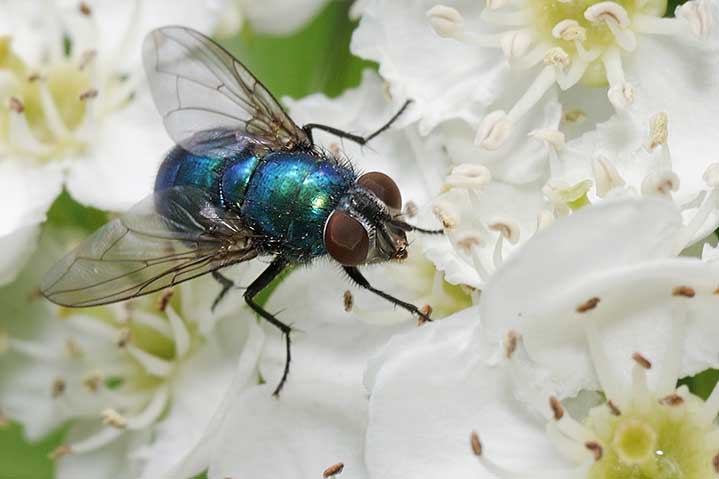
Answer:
0, 0, 702, 477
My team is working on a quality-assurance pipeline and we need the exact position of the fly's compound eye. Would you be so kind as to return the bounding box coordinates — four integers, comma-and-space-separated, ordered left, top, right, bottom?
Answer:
357, 172, 402, 210
324, 211, 370, 266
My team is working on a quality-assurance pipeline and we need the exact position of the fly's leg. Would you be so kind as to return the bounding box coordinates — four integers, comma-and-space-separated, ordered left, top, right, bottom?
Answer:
343, 266, 432, 323
303, 100, 411, 146
244, 257, 292, 396
211, 271, 236, 312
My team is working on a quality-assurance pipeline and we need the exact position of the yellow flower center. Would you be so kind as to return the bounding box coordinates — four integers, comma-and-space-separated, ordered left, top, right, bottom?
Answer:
586, 387, 719, 479
0, 37, 93, 161
526, 0, 668, 85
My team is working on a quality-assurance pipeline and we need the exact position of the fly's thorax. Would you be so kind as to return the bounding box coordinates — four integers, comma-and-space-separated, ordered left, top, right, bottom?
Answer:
242, 151, 356, 260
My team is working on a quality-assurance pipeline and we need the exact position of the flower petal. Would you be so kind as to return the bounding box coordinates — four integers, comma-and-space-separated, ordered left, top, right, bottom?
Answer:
366, 311, 568, 479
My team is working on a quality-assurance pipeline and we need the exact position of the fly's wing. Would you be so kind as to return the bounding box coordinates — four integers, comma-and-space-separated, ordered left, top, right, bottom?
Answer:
142, 26, 310, 154
41, 187, 258, 307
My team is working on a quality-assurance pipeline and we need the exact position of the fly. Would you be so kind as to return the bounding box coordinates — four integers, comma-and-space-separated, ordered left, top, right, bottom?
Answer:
41, 26, 442, 395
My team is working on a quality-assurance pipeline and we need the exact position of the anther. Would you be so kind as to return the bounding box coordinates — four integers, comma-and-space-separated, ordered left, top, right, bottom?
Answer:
79, 2, 92, 16
470, 431, 482, 456
323, 462, 345, 478
489, 218, 520, 244
544, 47, 570, 68
65, 339, 83, 358
432, 203, 459, 229
550, 396, 564, 420
476, 110, 512, 150
116, 328, 132, 349
646, 112, 668, 150
52, 378, 66, 398
79, 89, 98, 101
607, 400, 622, 416
457, 234, 483, 253
445, 164, 492, 189
427, 5, 464, 38
632, 352, 652, 370
608, 82, 635, 110
343, 290, 353, 312
585, 2, 631, 28
101, 408, 127, 429
713, 452, 719, 473
8, 97, 24, 113
505, 330, 519, 359
529, 128, 565, 150
552, 19, 587, 42
585, 441, 603, 461
27, 73, 41, 82
703, 163, 719, 188
660, 394, 685, 406
672, 286, 695, 298
157, 289, 174, 312
420, 304, 433, 318
83, 372, 102, 393
563, 109, 586, 124
576, 297, 600, 313
592, 156, 625, 197
49, 445, 72, 460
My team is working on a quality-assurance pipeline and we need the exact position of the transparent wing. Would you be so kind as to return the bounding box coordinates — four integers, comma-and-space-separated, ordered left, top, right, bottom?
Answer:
142, 26, 310, 154
41, 187, 258, 307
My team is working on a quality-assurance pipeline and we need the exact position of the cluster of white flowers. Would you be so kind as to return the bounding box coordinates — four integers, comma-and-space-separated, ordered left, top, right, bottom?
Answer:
2, 1, 719, 479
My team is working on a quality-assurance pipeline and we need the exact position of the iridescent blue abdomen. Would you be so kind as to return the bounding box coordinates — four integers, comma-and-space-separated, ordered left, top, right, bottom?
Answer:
242, 151, 355, 258
155, 144, 260, 208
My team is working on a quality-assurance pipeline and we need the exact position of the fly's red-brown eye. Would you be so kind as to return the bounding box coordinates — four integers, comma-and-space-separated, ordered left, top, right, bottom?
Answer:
324, 211, 369, 266
357, 172, 402, 210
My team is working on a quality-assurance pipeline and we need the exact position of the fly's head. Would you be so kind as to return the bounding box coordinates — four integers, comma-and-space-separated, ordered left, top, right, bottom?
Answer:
323, 172, 412, 267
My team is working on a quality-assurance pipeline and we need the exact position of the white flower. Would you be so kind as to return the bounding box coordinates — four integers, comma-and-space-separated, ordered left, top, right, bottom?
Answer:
353, 0, 717, 140
478, 198, 719, 399
364, 304, 719, 479
0, 229, 264, 479
215, 0, 332, 36
352, 0, 719, 254
0, 0, 222, 285
363, 199, 719, 479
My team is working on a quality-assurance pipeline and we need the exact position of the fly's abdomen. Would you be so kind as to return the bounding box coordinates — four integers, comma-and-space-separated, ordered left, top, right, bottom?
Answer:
242, 151, 355, 258
155, 144, 261, 210
154, 145, 227, 202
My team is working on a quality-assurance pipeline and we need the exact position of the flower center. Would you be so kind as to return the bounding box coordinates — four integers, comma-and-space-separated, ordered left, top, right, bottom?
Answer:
0, 36, 94, 161
583, 386, 719, 479
612, 418, 657, 465
526, 0, 666, 85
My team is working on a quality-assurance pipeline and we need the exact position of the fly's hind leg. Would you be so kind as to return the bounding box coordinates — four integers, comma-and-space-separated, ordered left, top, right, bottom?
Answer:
343, 266, 432, 323
244, 257, 292, 396
211, 271, 237, 312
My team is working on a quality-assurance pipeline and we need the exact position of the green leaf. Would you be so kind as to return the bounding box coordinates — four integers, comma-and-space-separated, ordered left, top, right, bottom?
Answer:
216, 1, 375, 100
45, 190, 108, 233
0, 423, 66, 479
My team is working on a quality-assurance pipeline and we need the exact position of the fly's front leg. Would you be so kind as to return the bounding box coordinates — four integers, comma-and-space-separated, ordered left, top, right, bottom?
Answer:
343, 266, 432, 323
303, 100, 412, 146
244, 257, 292, 396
